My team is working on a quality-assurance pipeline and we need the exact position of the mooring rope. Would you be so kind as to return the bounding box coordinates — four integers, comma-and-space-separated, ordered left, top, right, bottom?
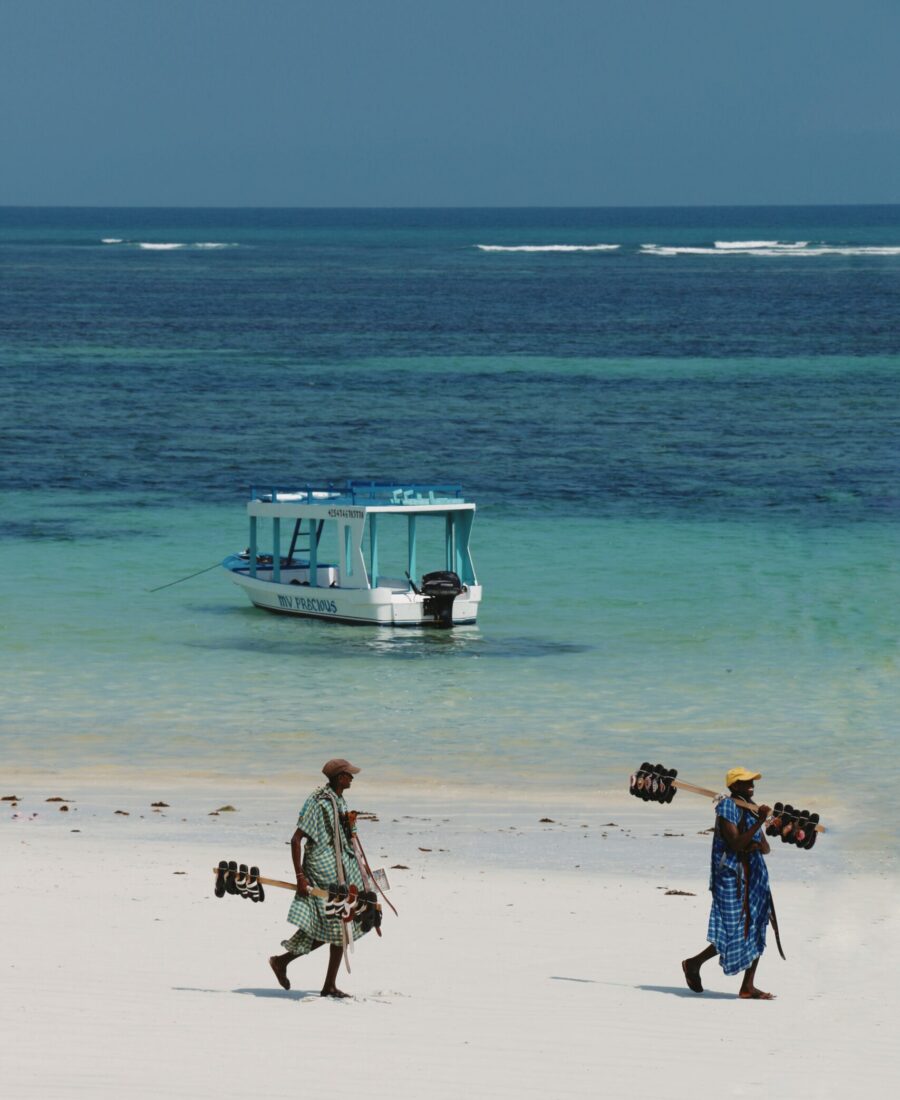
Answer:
146, 562, 221, 593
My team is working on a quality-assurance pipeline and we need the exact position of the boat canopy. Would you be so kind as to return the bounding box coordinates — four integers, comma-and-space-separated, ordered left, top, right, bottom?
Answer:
242, 481, 477, 590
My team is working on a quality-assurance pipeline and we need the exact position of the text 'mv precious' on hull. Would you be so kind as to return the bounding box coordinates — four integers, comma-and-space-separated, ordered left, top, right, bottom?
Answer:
223, 481, 482, 627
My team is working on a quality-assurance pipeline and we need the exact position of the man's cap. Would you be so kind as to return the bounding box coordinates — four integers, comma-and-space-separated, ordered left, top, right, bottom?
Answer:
726, 767, 761, 787
322, 758, 361, 779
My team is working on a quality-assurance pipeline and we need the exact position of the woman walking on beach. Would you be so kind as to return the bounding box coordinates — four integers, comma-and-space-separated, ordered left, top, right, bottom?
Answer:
681, 768, 775, 1000
269, 758, 370, 998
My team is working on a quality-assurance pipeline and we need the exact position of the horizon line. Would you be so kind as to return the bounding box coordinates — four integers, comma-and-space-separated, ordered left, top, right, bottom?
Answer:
2, 201, 900, 212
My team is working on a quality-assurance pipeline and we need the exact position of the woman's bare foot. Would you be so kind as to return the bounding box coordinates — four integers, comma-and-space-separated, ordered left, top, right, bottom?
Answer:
320, 986, 351, 998
738, 987, 775, 1000
269, 956, 290, 991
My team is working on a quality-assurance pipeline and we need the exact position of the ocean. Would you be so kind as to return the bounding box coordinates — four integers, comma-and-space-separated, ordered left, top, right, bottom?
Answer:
1, 206, 897, 840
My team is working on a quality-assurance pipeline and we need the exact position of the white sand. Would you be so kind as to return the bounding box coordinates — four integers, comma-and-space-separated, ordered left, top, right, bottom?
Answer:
1, 782, 897, 1098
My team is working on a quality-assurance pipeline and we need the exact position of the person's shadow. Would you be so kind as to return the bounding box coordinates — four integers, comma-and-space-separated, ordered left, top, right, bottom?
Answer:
550, 977, 733, 1000
234, 987, 319, 1001
636, 983, 733, 1000
173, 985, 319, 1002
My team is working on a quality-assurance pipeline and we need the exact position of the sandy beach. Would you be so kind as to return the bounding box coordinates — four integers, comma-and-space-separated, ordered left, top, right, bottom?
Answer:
2, 780, 896, 1099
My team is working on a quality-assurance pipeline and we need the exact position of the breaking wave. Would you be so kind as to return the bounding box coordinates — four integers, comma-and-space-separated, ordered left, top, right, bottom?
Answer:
715, 240, 809, 250
642, 241, 900, 257
101, 240, 239, 251
476, 243, 620, 252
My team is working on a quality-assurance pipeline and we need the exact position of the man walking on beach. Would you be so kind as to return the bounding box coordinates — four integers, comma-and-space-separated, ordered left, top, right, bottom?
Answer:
269, 758, 370, 998
681, 768, 775, 1000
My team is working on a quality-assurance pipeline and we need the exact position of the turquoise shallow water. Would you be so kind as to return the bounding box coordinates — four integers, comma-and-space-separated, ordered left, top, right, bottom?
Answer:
3, 492, 895, 819
1, 207, 898, 847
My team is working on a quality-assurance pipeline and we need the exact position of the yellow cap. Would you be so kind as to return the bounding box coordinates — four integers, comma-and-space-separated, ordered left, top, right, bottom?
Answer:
726, 767, 761, 787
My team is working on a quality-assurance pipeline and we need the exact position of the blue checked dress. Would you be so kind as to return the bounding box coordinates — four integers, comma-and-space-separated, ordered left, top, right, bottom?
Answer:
281, 786, 368, 956
706, 797, 770, 975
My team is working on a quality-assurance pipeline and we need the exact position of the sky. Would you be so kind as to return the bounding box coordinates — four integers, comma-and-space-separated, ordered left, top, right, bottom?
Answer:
2, 0, 899, 207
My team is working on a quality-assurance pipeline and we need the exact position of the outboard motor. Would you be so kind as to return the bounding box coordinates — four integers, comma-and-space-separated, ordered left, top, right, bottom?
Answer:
420, 570, 463, 627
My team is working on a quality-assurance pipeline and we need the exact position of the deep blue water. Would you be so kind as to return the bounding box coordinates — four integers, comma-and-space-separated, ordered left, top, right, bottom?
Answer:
2, 206, 899, 521
1, 206, 898, 829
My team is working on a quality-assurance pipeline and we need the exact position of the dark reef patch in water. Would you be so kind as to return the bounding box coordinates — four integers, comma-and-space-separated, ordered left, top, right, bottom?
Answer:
2, 519, 78, 541
2, 518, 161, 543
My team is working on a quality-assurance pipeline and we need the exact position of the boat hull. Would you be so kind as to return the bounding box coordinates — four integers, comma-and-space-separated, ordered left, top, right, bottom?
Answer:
225, 567, 481, 627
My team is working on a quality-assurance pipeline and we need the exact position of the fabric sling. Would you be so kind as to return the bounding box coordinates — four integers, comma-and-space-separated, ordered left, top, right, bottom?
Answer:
322, 788, 353, 972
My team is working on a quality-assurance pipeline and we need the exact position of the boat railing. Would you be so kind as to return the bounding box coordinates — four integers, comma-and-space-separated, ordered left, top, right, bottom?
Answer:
250, 481, 466, 506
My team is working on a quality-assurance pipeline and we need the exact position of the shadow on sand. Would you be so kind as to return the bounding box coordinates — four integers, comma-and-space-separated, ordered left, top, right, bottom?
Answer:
550, 977, 734, 1000
637, 984, 734, 1000
173, 985, 319, 1002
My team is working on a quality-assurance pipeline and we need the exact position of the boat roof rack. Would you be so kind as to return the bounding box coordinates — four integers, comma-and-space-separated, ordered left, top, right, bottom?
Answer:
250, 481, 466, 506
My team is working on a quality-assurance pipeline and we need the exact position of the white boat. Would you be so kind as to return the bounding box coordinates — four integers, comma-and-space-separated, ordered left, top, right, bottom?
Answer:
223, 482, 482, 627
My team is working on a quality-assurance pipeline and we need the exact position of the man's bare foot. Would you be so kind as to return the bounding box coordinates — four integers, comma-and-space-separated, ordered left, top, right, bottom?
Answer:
681, 958, 703, 993
269, 956, 290, 991
738, 987, 775, 1000
320, 987, 351, 998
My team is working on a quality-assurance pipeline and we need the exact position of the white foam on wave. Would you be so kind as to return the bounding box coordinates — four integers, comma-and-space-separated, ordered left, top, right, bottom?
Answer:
786, 245, 900, 256
134, 241, 237, 251
642, 242, 900, 257
476, 243, 620, 252
714, 240, 809, 250
101, 238, 124, 244
641, 245, 718, 256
